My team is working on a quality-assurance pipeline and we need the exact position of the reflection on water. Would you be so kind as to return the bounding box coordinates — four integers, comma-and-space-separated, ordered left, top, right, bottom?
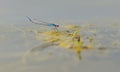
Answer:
0, 22, 120, 72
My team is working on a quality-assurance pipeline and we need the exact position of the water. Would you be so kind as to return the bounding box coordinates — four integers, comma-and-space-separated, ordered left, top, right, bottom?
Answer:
0, 22, 120, 72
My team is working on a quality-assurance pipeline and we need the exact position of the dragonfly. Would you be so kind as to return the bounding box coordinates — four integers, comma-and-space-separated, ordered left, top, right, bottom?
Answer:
26, 16, 59, 31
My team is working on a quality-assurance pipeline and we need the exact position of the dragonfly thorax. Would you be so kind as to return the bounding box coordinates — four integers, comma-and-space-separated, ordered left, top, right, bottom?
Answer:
48, 24, 59, 27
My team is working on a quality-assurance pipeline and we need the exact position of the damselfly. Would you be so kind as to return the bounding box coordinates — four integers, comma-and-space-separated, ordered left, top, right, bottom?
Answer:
26, 16, 59, 31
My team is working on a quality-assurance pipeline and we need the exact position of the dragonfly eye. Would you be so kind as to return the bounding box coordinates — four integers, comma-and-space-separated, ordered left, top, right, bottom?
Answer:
56, 25, 59, 27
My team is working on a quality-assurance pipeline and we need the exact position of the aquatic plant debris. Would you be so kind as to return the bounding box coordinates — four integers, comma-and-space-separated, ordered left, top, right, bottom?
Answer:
41, 28, 93, 50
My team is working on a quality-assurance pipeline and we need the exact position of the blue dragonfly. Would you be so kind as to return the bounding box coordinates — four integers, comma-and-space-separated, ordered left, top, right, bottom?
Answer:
26, 16, 59, 31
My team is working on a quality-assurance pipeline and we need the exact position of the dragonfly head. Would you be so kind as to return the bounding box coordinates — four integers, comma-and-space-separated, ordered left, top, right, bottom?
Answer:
55, 25, 59, 27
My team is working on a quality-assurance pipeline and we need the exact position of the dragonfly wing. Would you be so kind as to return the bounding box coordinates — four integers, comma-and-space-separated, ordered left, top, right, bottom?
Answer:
26, 16, 49, 26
